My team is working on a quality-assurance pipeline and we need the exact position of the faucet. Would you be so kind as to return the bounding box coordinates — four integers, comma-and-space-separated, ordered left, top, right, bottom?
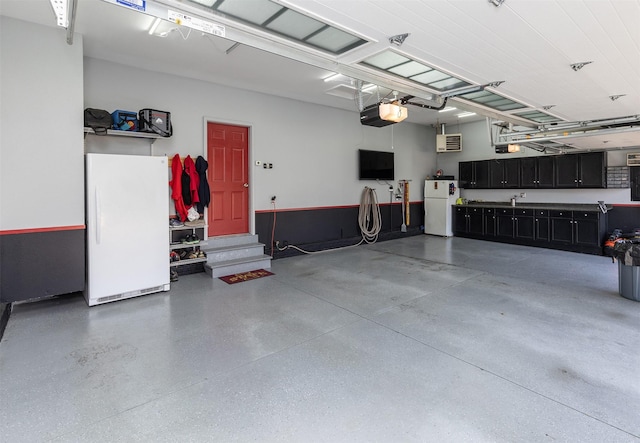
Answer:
511, 192, 526, 206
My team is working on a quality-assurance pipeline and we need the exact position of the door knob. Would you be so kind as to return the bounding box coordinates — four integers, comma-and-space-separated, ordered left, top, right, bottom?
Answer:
243, 183, 249, 188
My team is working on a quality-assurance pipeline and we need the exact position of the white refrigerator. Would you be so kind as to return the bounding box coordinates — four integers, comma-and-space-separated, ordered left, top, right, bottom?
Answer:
85, 153, 170, 306
424, 180, 460, 236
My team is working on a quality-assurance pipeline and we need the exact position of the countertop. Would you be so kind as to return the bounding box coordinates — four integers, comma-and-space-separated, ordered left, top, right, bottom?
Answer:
456, 201, 612, 212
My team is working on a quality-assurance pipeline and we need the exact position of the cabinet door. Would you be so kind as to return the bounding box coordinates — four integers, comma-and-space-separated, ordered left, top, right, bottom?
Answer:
474, 160, 491, 189
551, 217, 573, 243
632, 167, 640, 202
468, 208, 484, 235
514, 209, 534, 239
520, 157, 537, 188
555, 155, 578, 188
496, 209, 514, 238
484, 209, 496, 237
503, 159, 520, 188
454, 207, 468, 233
459, 162, 473, 188
489, 160, 505, 188
578, 152, 606, 188
534, 210, 550, 241
573, 212, 600, 246
536, 156, 555, 188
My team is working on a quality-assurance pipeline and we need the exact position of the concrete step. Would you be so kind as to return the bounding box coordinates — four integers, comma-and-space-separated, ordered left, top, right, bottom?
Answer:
204, 254, 272, 278
206, 234, 259, 249
203, 242, 265, 262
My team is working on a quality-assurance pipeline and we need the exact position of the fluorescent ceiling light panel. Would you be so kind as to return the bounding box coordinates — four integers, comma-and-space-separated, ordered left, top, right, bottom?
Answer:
148, 17, 162, 35
307, 28, 361, 53
49, 0, 68, 28
323, 73, 344, 82
439, 107, 457, 113
457, 112, 476, 118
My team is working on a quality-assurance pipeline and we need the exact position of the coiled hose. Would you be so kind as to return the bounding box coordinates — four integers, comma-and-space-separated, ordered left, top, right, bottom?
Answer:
358, 186, 382, 243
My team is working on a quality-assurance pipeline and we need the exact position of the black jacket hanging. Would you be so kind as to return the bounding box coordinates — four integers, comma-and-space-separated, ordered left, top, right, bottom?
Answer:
195, 156, 210, 213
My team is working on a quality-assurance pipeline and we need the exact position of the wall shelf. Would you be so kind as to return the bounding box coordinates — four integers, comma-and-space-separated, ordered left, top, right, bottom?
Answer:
84, 127, 167, 154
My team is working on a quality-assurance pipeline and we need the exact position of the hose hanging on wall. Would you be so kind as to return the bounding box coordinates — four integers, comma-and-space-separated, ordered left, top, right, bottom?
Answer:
274, 186, 383, 255
358, 186, 382, 243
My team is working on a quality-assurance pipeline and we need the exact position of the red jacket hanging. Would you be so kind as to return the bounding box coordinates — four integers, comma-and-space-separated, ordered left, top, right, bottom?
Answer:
170, 154, 189, 221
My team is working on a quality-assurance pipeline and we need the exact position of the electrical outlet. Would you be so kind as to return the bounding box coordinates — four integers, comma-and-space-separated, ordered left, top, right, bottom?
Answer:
267, 163, 273, 169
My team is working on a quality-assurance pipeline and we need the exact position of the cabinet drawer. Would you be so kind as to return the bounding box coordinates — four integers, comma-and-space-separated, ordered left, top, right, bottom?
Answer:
497, 208, 514, 215
514, 208, 533, 216
484, 208, 495, 215
550, 210, 572, 218
468, 207, 482, 214
573, 211, 598, 220
534, 209, 548, 217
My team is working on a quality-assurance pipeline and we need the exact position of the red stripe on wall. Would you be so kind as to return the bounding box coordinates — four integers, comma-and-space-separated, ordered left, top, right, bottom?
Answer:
0, 225, 85, 236
255, 201, 423, 214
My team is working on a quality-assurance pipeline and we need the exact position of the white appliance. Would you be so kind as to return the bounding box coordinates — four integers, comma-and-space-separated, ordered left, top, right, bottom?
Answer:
85, 153, 170, 306
424, 179, 460, 236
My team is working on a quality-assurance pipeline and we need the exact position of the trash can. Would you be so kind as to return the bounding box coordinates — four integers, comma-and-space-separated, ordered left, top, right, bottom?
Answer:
613, 241, 640, 301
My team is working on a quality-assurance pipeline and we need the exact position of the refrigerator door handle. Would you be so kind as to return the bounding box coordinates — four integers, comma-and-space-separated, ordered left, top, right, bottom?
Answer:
95, 187, 101, 245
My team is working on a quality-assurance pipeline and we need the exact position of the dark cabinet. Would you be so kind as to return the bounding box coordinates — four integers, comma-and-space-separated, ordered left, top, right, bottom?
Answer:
459, 160, 490, 189
573, 212, 601, 247
555, 152, 606, 188
550, 210, 573, 243
455, 206, 605, 255
496, 208, 514, 238
490, 158, 520, 188
533, 209, 550, 242
520, 157, 554, 188
455, 206, 483, 234
484, 208, 497, 237
514, 208, 534, 240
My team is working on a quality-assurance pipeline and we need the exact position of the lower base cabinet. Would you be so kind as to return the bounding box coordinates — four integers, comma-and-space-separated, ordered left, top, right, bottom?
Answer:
454, 206, 606, 255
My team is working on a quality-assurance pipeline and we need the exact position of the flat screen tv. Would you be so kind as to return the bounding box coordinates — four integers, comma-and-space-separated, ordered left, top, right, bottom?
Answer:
358, 149, 394, 180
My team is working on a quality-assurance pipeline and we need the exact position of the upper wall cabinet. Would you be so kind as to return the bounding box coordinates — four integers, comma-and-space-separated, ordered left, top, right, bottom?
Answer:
459, 152, 606, 190
459, 160, 490, 189
554, 152, 606, 188
489, 158, 520, 188
520, 156, 555, 188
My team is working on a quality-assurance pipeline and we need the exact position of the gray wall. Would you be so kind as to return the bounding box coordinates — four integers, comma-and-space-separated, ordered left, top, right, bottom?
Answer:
83, 58, 438, 218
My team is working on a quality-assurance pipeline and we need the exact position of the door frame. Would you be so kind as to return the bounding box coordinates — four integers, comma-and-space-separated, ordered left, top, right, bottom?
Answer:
202, 116, 255, 236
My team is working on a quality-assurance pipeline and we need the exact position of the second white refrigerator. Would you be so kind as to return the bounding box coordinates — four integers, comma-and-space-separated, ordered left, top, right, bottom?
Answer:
85, 153, 170, 306
424, 179, 459, 236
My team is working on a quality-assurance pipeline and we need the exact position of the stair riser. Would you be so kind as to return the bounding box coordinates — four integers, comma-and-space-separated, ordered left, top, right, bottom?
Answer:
205, 245, 265, 262
207, 234, 259, 249
205, 259, 272, 278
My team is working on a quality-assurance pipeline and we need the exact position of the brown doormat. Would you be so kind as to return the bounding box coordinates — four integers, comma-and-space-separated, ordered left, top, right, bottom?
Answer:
219, 269, 274, 284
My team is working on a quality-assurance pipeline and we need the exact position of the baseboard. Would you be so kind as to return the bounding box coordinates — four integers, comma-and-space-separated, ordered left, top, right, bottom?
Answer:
0, 302, 11, 342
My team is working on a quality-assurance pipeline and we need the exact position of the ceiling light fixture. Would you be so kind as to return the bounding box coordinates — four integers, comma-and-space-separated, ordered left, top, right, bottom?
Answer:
439, 107, 457, 113
323, 73, 344, 82
148, 17, 162, 35
379, 102, 408, 123
570, 61, 593, 71
609, 94, 626, 101
457, 112, 477, 118
49, 0, 68, 27
389, 33, 410, 47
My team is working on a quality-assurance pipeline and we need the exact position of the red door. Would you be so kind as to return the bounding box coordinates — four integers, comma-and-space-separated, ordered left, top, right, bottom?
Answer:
207, 122, 249, 237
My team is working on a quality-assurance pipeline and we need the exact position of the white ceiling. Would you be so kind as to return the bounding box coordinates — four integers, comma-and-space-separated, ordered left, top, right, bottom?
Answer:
2, 0, 639, 148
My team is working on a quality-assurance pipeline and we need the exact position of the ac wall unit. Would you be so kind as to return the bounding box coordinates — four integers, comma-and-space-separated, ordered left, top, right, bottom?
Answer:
436, 134, 462, 152
627, 153, 640, 166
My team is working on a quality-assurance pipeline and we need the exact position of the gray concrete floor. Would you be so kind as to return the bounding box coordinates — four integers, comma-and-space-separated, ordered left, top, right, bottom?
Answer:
1, 236, 639, 442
